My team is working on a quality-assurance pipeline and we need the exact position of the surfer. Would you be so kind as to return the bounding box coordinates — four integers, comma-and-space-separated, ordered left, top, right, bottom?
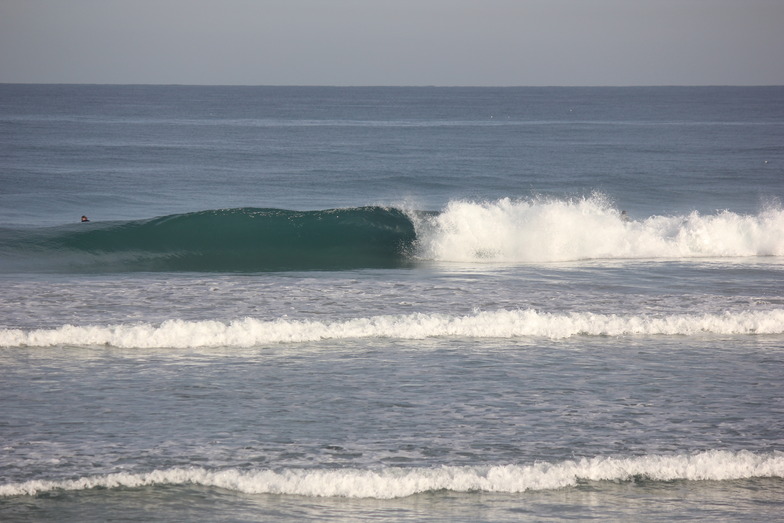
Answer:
621, 210, 630, 222
81, 215, 90, 222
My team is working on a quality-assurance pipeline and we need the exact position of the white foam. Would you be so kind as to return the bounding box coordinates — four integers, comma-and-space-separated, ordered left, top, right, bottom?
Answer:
1, 450, 781, 498
2, 309, 783, 348
413, 197, 784, 262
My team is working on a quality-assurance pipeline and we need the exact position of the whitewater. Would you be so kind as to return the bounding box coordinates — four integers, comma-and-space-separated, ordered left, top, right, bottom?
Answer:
415, 197, 784, 262
3, 309, 784, 348
3, 451, 782, 499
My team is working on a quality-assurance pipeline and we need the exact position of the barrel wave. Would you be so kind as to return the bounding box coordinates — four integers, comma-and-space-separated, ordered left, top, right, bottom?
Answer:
0, 207, 417, 272
2, 197, 783, 273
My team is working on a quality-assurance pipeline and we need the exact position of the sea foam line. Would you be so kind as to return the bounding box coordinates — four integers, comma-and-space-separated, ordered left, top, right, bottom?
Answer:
2, 309, 783, 348
1, 450, 782, 498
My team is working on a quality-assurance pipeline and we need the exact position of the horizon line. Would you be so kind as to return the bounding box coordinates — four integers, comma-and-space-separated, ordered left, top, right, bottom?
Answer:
2, 82, 783, 88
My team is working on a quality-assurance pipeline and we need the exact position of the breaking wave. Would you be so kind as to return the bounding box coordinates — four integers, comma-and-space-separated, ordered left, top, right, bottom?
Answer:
2, 450, 781, 499
2, 309, 783, 348
414, 196, 784, 263
1, 197, 782, 272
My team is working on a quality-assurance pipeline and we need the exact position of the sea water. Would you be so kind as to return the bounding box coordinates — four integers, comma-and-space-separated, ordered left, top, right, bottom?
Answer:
1, 85, 783, 522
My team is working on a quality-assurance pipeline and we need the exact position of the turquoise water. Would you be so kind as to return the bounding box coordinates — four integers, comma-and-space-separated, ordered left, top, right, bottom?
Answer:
1, 85, 783, 521
0, 207, 416, 272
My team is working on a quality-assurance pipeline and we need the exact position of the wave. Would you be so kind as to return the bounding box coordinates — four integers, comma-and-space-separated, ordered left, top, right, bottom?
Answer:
3, 309, 783, 348
414, 196, 784, 263
1, 197, 782, 272
2, 450, 781, 499
0, 206, 416, 272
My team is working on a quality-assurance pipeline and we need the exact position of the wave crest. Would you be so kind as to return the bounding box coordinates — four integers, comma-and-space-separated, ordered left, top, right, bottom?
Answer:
3, 309, 783, 348
2, 450, 781, 499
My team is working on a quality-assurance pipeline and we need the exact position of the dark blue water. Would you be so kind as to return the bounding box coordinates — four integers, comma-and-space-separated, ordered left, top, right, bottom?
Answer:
1, 85, 783, 522
2, 85, 782, 227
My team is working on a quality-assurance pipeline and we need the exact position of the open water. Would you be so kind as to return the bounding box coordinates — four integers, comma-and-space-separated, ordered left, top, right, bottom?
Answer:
1, 85, 783, 521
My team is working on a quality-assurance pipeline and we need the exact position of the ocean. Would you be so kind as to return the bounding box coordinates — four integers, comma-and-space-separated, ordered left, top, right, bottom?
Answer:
1, 84, 783, 521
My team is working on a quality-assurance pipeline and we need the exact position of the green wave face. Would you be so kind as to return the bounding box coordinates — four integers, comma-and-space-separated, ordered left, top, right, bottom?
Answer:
0, 207, 417, 272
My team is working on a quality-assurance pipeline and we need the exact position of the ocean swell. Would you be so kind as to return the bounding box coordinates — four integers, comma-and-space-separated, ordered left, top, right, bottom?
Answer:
0, 206, 416, 272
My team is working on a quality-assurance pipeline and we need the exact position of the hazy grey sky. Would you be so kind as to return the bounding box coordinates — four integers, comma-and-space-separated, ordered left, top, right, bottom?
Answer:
1, 0, 782, 86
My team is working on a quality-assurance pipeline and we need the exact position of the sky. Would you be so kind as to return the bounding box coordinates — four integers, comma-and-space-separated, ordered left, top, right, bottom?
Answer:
1, 0, 783, 86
